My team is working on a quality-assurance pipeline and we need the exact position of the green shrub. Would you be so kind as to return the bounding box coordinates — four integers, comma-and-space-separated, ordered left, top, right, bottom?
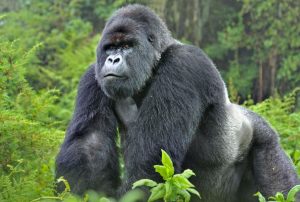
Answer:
0, 38, 64, 201
255, 185, 300, 202
133, 150, 200, 202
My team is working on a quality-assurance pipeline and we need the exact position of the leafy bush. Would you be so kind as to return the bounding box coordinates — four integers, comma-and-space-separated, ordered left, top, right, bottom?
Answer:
0, 1, 98, 128
133, 150, 200, 202
0, 38, 64, 201
255, 185, 300, 202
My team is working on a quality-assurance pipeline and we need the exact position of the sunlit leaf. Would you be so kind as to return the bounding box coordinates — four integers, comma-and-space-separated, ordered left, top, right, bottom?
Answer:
254, 192, 266, 202
132, 179, 158, 189
177, 190, 191, 202
287, 185, 300, 202
273, 192, 285, 202
161, 150, 174, 178
154, 165, 168, 180
164, 180, 172, 200
173, 175, 194, 189
187, 188, 201, 199
181, 169, 196, 179
148, 183, 165, 202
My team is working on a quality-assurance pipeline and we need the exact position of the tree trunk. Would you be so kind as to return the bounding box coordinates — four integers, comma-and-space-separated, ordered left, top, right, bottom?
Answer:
163, 0, 211, 46
268, 49, 277, 96
258, 60, 263, 102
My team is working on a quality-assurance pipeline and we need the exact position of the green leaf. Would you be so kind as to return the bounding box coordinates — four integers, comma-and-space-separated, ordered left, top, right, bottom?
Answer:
173, 175, 195, 189
164, 180, 173, 201
154, 165, 169, 180
177, 190, 191, 202
268, 196, 278, 201
132, 179, 158, 189
187, 188, 201, 199
254, 192, 267, 202
273, 192, 285, 202
181, 169, 196, 179
161, 150, 174, 177
148, 183, 165, 202
287, 185, 300, 202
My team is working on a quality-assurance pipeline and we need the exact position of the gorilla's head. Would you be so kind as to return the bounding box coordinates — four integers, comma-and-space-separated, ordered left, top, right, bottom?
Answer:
95, 5, 175, 99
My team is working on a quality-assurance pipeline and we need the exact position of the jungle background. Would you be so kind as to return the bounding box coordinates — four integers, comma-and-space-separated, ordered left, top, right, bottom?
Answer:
0, 0, 299, 201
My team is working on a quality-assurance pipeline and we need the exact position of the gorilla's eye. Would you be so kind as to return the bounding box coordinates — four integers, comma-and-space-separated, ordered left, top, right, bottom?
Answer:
123, 44, 130, 49
121, 41, 136, 50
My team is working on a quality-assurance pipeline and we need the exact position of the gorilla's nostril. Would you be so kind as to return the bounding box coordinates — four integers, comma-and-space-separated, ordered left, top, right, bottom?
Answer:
108, 58, 113, 63
114, 58, 120, 64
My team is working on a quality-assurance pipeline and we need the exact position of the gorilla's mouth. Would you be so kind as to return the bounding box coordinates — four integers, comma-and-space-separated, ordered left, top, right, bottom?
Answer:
103, 73, 126, 79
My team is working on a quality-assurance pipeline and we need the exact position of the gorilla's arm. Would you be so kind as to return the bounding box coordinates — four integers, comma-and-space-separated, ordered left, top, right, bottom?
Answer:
56, 65, 120, 195
249, 112, 299, 198
121, 45, 225, 192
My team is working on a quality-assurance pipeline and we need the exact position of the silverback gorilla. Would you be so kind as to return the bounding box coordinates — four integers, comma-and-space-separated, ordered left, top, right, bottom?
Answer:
56, 5, 299, 202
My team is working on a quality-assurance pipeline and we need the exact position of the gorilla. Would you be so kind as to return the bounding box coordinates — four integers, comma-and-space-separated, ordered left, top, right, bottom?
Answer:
56, 4, 299, 202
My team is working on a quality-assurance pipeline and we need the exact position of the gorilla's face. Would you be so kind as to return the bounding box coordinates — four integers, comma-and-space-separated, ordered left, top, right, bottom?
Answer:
96, 18, 159, 99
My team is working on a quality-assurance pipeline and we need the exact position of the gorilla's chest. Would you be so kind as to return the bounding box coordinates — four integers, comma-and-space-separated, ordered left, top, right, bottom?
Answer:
114, 97, 138, 130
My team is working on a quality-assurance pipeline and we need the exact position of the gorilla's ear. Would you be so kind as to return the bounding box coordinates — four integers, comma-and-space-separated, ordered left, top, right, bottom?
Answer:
148, 34, 155, 43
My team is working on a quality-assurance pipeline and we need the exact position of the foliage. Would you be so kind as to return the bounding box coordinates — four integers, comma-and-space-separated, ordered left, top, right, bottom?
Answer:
2, 172, 144, 202
205, 0, 300, 101
0, 40, 64, 202
255, 185, 300, 202
246, 89, 300, 148
0, 0, 99, 128
133, 150, 200, 202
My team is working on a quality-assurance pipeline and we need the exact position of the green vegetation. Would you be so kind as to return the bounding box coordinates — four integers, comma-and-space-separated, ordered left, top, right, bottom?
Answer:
255, 185, 300, 202
0, 0, 299, 202
133, 150, 200, 202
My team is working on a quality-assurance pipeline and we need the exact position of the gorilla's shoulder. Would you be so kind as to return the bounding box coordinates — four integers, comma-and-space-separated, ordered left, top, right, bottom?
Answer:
156, 43, 225, 94
80, 64, 96, 81
159, 44, 219, 76
76, 63, 99, 91
162, 44, 213, 66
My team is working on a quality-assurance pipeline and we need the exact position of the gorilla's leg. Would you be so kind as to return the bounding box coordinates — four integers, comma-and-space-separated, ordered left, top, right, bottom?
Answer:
249, 112, 299, 198
56, 66, 120, 196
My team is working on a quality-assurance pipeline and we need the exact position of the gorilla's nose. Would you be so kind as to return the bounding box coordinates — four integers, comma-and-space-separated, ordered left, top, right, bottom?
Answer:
105, 55, 122, 67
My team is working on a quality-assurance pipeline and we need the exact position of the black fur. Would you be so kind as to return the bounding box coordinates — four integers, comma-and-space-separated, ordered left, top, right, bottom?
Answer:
56, 5, 299, 201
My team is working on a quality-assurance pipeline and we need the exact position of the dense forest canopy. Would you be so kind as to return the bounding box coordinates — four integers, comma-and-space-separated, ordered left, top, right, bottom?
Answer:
0, 0, 299, 201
